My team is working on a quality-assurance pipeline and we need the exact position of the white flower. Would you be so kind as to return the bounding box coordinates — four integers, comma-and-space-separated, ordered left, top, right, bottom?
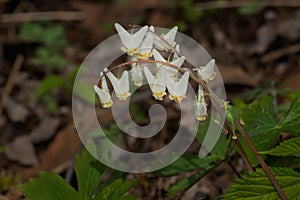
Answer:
130, 58, 144, 86
196, 59, 216, 82
152, 49, 185, 79
195, 85, 207, 121
144, 67, 167, 101
173, 44, 180, 60
153, 26, 178, 51
166, 71, 189, 104
94, 72, 112, 108
114, 23, 148, 56
137, 26, 154, 59
104, 68, 131, 101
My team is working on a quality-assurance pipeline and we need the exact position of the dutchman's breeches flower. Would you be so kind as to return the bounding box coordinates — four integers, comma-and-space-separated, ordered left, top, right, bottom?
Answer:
196, 59, 216, 82
153, 26, 178, 51
152, 49, 185, 79
130, 60, 144, 87
166, 72, 190, 104
94, 72, 112, 108
115, 23, 148, 56
104, 68, 131, 101
195, 85, 208, 121
94, 23, 217, 122
144, 67, 167, 101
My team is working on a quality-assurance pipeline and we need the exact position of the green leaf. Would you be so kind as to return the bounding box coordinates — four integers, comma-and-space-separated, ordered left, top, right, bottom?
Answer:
262, 137, 300, 157
240, 131, 279, 167
18, 172, 83, 200
224, 167, 300, 199
167, 172, 204, 197
240, 96, 281, 166
75, 141, 106, 200
93, 179, 137, 200
243, 96, 278, 137
35, 47, 66, 68
35, 75, 64, 99
280, 97, 300, 134
73, 81, 95, 105
238, 0, 262, 15
197, 116, 231, 159
156, 155, 216, 176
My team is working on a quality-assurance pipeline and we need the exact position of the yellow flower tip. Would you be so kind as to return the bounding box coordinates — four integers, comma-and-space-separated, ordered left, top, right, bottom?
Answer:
153, 91, 166, 101
121, 47, 137, 56
196, 115, 207, 121
138, 53, 147, 59
117, 92, 130, 101
169, 95, 186, 104
102, 101, 112, 108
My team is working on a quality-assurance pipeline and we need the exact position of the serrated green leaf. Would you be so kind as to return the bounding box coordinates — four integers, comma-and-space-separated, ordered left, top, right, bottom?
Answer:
155, 155, 216, 176
18, 172, 83, 200
238, 96, 282, 166
93, 179, 137, 200
240, 131, 279, 167
243, 96, 278, 137
75, 141, 106, 200
280, 97, 300, 134
262, 137, 300, 157
224, 167, 300, 199
167, 172, 204, 197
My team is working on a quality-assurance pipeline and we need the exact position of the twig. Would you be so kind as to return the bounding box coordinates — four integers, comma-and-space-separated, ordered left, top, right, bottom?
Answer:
1, 11, 84, 23
233, 119, 288, 200
0, 54, 24, 116
261, 43, 300, 63
195, 0, 300, 10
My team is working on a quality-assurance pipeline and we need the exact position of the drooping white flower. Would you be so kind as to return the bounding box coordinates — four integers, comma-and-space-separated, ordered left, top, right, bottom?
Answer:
166, 71, 189, 104
144, 67, 166, 101
104, 68, 131, 101
153, 26, 178, 51
94, 72, 112, 108
196, 59, 216, 82
152, 49, 185, 79
173, 44, 180, 60
137, 26, 154, 59
114, 23, 148, 56
195, 85, 207, 121
130, 58, 144, 86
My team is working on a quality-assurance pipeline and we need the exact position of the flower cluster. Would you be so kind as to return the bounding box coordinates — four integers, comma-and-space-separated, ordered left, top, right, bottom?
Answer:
94, 23, 216, 121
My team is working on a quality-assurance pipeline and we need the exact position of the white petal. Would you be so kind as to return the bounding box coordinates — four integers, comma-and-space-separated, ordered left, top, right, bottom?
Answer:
99, 72, 109, 91
167, 55, 185, 76
195, 101, 207, 121
128, 25, 148, 49
144, 66, 155, 83
197, 85, 204, 101
114, 23, 132, 48
153, 26, 178, 50
173, 44, 180, 60
198, 59, 216, 81
137, 26, 154, 59
164, 26, 178, 45
130, 66, 143, 86
174, 72, 189, 96
104, 68, 118, 91
118, 71, 130, 94
94, 85, 112, 107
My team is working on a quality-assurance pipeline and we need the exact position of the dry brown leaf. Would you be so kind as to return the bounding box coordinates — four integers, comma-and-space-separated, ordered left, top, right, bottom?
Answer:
5, 135, 38, 166
29, 117, 60, 143
2, 94, 29, 122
